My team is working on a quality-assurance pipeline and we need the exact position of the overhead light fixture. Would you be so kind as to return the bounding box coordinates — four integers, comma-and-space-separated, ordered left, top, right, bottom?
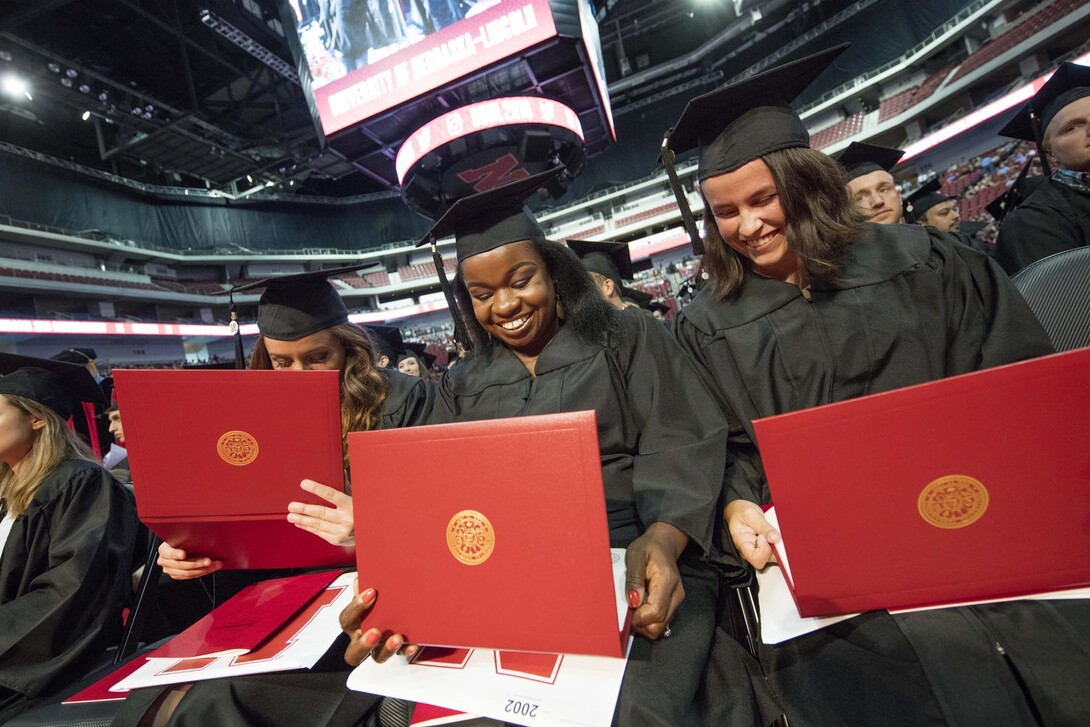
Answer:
1, 73, 31, 101
47, 62, 60, 73
78, 83, 90, 93
81, 110, 91, 121
0, 51, 12, 62
246, 174, 253, 183
60, 77, 73, 88
65, 68, 78, 78
98, 91, 108, 101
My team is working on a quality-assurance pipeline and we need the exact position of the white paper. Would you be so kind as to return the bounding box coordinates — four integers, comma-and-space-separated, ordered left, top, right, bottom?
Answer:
348, 549, 632, 727
758, 507, 1090, 645
112, 572, 355, 691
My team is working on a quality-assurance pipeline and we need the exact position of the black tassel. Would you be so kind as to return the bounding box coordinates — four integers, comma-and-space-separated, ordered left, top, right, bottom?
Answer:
660, 136, 704, 256
229, 291, 246, 369
431, 241, 473, 352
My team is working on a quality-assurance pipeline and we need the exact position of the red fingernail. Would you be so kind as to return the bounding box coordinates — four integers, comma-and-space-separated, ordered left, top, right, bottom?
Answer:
628, 590, 641, 608
363, 630, 380, 646
361, 588, 375, 601
388, 636, 402, 651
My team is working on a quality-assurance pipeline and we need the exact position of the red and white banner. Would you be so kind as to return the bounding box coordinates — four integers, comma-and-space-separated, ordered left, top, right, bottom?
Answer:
396, 96, 584, 183
317, 0, 557, 135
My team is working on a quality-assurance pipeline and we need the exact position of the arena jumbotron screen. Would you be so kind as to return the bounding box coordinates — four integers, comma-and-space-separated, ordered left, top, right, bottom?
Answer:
287, 0, 562, 136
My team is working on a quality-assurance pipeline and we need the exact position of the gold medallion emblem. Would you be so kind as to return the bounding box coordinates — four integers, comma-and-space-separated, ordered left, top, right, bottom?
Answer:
216, 430, 259, 467
446, 510, 495, 565
918, 475, 989, 529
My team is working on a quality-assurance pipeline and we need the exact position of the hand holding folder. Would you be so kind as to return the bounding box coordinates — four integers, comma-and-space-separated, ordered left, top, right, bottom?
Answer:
725, 500, 781, 569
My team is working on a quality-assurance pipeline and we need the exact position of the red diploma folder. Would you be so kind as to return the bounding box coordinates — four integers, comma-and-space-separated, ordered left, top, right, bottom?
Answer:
753, 347, 1090, 617
114, 369, 354, 569
348, 411, 627, 657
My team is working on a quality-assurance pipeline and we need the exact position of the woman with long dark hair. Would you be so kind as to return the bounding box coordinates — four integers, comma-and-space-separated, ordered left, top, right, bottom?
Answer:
0, 357, 137, 722
664, 46, 1089, 726
338, 169, 734, 725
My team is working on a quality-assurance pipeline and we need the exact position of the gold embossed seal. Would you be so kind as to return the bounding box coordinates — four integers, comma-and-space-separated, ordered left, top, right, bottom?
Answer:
446, 510, 495, 565
216, 430, 259, 467
918, 475, 989, 529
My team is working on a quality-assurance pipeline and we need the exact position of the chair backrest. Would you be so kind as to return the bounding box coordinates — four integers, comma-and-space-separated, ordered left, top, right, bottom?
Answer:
1011, 246, 1090, 352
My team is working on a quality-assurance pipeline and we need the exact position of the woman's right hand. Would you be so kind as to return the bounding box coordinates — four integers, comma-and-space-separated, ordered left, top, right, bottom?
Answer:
725, 499, 781, 569
157, 541, 222, 580
340, 580, 417, 666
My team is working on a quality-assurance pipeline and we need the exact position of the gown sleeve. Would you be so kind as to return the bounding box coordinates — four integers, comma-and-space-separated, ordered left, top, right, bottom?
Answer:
931, 230, 1055, 372
995, 199, 1082, 275
0, 463, 137, 698
618, 311, 746, 582
380, 369, 438, 429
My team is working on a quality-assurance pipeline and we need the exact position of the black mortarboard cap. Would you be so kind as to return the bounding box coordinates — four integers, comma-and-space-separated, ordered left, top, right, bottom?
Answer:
959, 220, 988, 237
904, 179, 948, 221
666, 44, 849, 180
365, 325, 405, 365
999, 62, 1090, 142
51, 347, 98, 365
224, 264, 371, 341
399, 342, 436, 370
0, 353, 107, 419
417, 167, 565, 261
567, 239, 635, 283
837, 142, 906, 180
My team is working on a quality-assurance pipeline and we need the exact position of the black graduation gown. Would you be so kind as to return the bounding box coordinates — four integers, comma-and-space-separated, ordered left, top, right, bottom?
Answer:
0, 459, 137, 719
434, 308, 732, 726
111, 370, 438, 727
995, 175, 1090, 275
675, 224, 1090, 726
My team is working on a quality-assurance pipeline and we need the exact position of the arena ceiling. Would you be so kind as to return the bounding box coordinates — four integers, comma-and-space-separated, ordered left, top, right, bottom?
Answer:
0, 0, 864, 199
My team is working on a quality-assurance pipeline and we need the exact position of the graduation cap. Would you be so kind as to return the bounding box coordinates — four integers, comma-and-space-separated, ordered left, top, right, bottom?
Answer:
648, 300, 671, 317
999, 62, 1090, 143
566, 239, 636, 282
959, 220, 988, 238
837, 142, 906, 180
225, 264, 371, 341
365, 325, 405, 365
51, 347, 98, 365
660, 43, 850, 253
417, 167, 563, 261
904, 179, 949, 222
416, 167, 565, 349
0, 352, 107, 419
399, 342, 436, 370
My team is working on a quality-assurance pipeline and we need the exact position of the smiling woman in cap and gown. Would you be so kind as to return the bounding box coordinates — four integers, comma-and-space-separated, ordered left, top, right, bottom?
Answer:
337, 168, 736, 726
662, 44, 1089, 726
0, 354, 138, 722
995, 61, 1090, 274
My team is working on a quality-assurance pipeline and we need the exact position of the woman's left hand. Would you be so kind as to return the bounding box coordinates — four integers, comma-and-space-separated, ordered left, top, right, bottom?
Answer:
340, 579, 418, 666
287, 479, 355, 546
624, 522, 688, 641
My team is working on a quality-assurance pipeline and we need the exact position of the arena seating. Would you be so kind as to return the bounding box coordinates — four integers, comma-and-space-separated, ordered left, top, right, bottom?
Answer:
0, 266, 163, 291
878, 65, 952, 122
150, 279, 227, 295
811, 112, 865, 150
614, 202, 678, 228
950, 0, 1082, 82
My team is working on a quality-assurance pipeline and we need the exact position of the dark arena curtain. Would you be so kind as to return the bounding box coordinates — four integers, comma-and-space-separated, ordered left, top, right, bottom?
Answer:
0, 152, 430, 253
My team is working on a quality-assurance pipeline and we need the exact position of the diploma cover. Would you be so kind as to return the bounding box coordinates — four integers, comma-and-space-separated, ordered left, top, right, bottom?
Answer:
348, 411, 628, 657
114, 369, 354, 569
753, 347, 1090, 617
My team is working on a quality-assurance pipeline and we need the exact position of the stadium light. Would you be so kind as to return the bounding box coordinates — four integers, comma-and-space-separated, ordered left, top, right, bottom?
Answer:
81, 110, 90, 121
1, 73, 31, 101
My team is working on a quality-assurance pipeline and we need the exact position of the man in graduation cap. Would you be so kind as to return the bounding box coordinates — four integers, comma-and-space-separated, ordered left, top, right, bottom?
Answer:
662, 43, 1082, 727
839, 141, 906, 224
905, 178, 961, 233
907, 179, 995, 256
995, 61, 1090, 274
566, 238, 650, 310
50, 347, 113, 459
